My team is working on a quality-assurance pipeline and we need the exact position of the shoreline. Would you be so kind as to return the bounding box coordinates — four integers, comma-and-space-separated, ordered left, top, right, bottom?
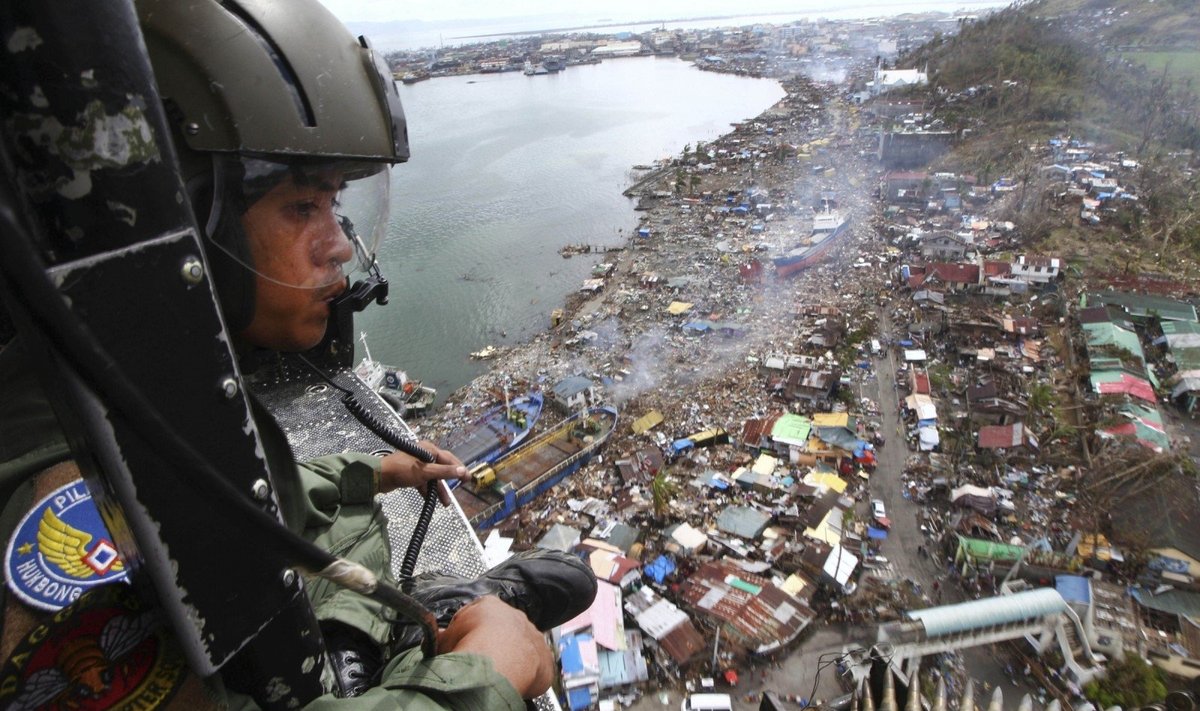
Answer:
418, 69, 882, 469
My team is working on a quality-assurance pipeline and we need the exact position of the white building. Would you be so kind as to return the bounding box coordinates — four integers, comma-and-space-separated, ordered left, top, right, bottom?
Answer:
869, 66, 928, 96
1011, 255, 1061, 284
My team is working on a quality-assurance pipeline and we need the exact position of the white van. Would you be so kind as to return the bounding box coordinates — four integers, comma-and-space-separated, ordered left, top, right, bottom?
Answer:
681, 693, 734, 711
870, 338, 882, 356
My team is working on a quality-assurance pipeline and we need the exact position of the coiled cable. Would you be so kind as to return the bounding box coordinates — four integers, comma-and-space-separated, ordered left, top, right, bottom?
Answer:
296, 355, 441, 579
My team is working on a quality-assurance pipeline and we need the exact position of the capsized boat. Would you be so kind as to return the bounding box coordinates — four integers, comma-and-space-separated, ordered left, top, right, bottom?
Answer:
352, 333, 437, 418
443, 391, 544, 468
470, 345, 500, 360
455, 405, 618, 529
772, 209, 850, 278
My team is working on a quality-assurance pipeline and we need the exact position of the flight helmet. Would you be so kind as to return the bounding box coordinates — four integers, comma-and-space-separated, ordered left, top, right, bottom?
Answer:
137, 0, 408, 331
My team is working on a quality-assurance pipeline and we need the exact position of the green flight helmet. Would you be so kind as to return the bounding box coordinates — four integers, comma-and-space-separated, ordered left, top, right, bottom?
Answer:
138, 0, 408, 167
138, 0, 408, 331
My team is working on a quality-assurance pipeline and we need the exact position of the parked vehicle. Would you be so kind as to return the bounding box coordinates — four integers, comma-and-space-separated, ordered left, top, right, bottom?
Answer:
681, 693, 734, 711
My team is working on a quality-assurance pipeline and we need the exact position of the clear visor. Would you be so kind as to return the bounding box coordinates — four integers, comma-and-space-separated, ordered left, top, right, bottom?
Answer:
209, 156, 391, 290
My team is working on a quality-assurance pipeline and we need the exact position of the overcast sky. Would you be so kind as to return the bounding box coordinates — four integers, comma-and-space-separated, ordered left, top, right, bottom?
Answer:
319, 0, 942, 24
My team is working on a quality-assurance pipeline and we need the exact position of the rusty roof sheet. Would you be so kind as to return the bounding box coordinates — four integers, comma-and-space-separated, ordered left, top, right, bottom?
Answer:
679, 560, 814, 652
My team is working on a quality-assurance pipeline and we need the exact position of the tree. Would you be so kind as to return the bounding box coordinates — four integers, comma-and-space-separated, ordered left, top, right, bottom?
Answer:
1083, 656, 1165, 709
689, 174, 701, 196
651, 471, 679, 521
1026, 382, 1056, 420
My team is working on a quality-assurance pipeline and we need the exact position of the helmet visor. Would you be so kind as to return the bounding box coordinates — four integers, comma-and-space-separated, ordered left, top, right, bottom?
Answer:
209, 156, 390, 290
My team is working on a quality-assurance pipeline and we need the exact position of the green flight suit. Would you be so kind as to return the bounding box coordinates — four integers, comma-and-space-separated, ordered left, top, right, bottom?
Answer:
0, 338, 524, 710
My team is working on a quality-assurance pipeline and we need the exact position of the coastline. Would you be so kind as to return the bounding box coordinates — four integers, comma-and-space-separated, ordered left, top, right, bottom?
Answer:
418, 67, 885, 508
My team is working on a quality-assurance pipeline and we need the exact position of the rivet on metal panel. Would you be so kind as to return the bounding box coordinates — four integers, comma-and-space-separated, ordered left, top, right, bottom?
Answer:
180, 256, 204, 285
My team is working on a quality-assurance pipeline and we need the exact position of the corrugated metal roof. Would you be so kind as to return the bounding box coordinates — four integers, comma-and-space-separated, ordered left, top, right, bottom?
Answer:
659, 622, 706, 665
717, 505, 771, 540
680, 560, 813, 652
977, 423, 1024, 449
1086, 291, 1198, 322
908, 587, 1067, 637
1131, 587, 1200, 618
599, 630, 649, 689
553, 375, 594, 399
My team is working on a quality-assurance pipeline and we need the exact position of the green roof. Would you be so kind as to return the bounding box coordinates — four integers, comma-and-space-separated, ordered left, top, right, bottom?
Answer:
1083, 321, 1145, 358
1160, 320, 1200, 337
1131, 587, 1200, 618
1085, 291, 1198, 323
957, 536, 1025, 562
1159, 322, 1200, 369
770, 414, 811, 445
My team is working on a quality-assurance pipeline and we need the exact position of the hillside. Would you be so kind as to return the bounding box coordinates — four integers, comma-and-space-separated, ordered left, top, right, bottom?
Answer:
901, 0, 1200, 155
886, 0, 1200, 277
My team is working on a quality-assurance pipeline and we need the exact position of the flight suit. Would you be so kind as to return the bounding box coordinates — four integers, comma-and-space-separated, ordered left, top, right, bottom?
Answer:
0, 338, 524, 710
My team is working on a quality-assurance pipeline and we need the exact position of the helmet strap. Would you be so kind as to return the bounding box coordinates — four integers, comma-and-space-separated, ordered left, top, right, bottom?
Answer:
187, 157, 257, 336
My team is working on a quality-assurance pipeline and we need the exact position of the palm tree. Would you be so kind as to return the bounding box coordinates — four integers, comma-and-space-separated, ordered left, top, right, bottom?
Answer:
1026, 382, 1055, 420
651, 471, 678, 520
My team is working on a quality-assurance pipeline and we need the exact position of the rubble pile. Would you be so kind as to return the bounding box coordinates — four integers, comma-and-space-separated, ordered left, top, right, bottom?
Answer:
402, 13, 1200, 711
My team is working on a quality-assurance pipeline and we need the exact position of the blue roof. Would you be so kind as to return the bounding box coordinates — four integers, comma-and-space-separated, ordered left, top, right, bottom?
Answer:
644, 554, 676, 583
559, 633, 584, 674
1055, 575, 1091, 604
568, 687, 593, 710
907, 587, 1067, 637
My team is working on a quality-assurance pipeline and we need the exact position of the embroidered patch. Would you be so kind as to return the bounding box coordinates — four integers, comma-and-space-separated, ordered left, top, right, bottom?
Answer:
5, 480, 129, 611
0, 584, 186, 711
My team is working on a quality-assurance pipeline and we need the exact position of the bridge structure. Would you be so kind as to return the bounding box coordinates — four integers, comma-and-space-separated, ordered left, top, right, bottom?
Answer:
876, 587, 1106, 688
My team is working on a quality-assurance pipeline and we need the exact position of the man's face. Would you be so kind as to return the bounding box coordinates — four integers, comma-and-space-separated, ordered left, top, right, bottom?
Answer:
238, 170, 352, 351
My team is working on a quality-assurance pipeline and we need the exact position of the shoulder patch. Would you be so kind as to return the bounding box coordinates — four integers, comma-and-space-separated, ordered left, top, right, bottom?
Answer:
5, 480, 128, 611
0, 584, 186, 711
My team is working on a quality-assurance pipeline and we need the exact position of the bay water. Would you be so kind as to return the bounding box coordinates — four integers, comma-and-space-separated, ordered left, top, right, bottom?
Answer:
356, 57, 783, 398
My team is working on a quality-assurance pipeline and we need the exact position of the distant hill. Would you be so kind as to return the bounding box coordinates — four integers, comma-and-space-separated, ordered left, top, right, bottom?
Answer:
886, 0, 1200, 277
896, 0, 1200, 157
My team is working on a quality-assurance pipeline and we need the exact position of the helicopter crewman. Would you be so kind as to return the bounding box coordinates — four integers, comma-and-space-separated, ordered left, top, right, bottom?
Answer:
0, 0, 595, 707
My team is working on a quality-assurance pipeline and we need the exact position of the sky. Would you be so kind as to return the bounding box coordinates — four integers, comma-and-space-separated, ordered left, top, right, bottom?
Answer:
319, 0, 993, 24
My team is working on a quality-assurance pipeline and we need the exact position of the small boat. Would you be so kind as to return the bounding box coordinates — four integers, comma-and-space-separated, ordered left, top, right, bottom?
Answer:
442, 391, 545, 468
470, 345, 500, 360
455, 405, 618, 529
400, 72, 429, 84
772, 208, 850, 278
352, 333, 438, 418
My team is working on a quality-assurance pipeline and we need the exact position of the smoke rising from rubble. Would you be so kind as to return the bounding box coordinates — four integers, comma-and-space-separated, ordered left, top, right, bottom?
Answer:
606, 324, 672, 405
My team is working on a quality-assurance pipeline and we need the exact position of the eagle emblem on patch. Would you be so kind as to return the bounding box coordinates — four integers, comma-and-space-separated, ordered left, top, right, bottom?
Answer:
5, 480, 128, 611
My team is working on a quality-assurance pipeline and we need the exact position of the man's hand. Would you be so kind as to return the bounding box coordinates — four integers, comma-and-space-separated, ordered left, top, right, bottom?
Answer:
436, 596, 554, 699
378, 442, 469, 505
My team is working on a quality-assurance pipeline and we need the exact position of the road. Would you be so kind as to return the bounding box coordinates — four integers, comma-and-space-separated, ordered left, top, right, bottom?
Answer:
868, 306, 1049, 709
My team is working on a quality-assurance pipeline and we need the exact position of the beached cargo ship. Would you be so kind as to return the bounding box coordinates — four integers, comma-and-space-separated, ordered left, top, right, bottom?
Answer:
455, 405, 618, 529
772, 209, 850, 278
443, 392, 544, 468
